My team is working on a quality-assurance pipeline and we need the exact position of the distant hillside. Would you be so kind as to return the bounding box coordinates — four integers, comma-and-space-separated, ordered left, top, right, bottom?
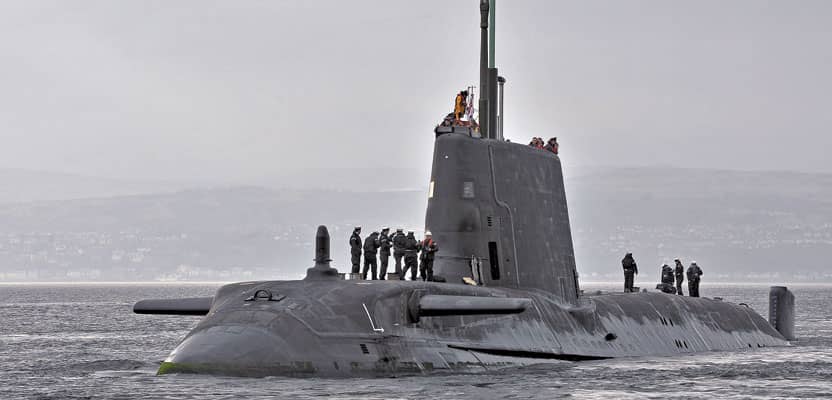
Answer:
0, 166, 829, 282
259, 167, 428, 192
0, 168, 189, 204
567, 167, 832, 281
0, 187, 426, 281
0, 167, 427, 204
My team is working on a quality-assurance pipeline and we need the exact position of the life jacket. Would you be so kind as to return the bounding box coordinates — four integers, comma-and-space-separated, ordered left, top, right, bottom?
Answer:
421, 238, 437, 261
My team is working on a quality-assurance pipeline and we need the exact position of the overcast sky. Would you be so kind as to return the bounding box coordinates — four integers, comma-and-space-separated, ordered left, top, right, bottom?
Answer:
1, 0, 830, 182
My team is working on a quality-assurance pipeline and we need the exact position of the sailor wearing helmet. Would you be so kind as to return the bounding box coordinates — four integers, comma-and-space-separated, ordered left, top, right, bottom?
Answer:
419, 231, 439, 282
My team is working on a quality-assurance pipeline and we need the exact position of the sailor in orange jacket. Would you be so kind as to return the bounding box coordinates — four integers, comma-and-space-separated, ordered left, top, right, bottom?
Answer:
454, 90, 468, 121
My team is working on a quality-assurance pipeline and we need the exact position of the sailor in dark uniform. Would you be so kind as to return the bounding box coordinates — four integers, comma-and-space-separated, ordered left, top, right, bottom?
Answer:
687, 261, 703, 297
660, 263, 675, 294
349, 227, 362, 274
378, 228, 392, 279
362, 231, 380, 280
674, 259, 685, 295
400, 231, 420, 281
622, 253, 638, 292
392, 228, 406, 276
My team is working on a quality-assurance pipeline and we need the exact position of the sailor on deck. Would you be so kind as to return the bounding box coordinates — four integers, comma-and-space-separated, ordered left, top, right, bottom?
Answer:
622, 253, 638, 293
674, 259, 685, 295
400, 231, 420, 281
544, 137, 559, 155
660, 263, 675, 294
529, 137, 544, 149
392, 228, 406, 276
362, 231, 380, 280
378, 228, 392, 280
349, 227, 362, 274
454, 90, 468, 121
419, 231, 439, 282
687, 262, 703, 297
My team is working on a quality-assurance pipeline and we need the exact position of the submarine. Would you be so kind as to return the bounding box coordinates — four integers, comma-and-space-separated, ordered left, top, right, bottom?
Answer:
134, 0, 796, 377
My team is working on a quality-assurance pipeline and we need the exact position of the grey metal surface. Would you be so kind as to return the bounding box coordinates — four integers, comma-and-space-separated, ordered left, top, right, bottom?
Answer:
488, 67, 498, 140
497, 75, 505, 139
149, 276, 785, 377
416, 294, 530, 316
304, 225, 339, 280
769, 286, 795, 340
425, 133, 579, 303
489, 0, 496, 68
133, 297, 213, 315
478, 0, 490, 138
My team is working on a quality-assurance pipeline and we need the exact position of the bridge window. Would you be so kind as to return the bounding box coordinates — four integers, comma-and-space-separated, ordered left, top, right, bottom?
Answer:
488, 241, 500, 280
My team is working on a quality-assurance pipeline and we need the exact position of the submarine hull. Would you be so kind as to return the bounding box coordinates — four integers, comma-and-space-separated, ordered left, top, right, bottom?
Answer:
147, 133, 788, 378
156, 279, 786, 377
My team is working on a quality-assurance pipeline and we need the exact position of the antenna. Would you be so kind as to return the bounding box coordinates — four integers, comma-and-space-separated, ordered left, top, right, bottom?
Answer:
489, 0, 496, 68
497, 75, 505, 139
478, 0, 490, 138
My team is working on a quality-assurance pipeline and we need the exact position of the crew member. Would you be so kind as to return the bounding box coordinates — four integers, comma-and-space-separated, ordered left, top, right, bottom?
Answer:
674, 259, 685, 295
378, 228, 392, 280
529, 137, 544, 149
400, 231, 420, 280
362, 231, 380, 280
419, 231, 439, 281
392, 228, 406, 275
349, 227, 362, 274
460, 90, 468, 118
622, 252, 638, 293
660, 263, 675, 294
687, 261, 703, 297
545, 137, 559, 155
454, 90, 468, 121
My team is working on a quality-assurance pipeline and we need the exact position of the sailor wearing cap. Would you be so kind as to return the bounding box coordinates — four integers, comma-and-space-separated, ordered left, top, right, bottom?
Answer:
686, 261, 703, 297
674, 259, 685, 295
349, 227, 362, 274
378, 228, 392, 279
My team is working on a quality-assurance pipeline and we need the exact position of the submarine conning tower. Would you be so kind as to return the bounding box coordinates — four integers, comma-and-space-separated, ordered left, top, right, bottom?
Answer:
426, 0, 579, 304
425, 134, 579, 303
